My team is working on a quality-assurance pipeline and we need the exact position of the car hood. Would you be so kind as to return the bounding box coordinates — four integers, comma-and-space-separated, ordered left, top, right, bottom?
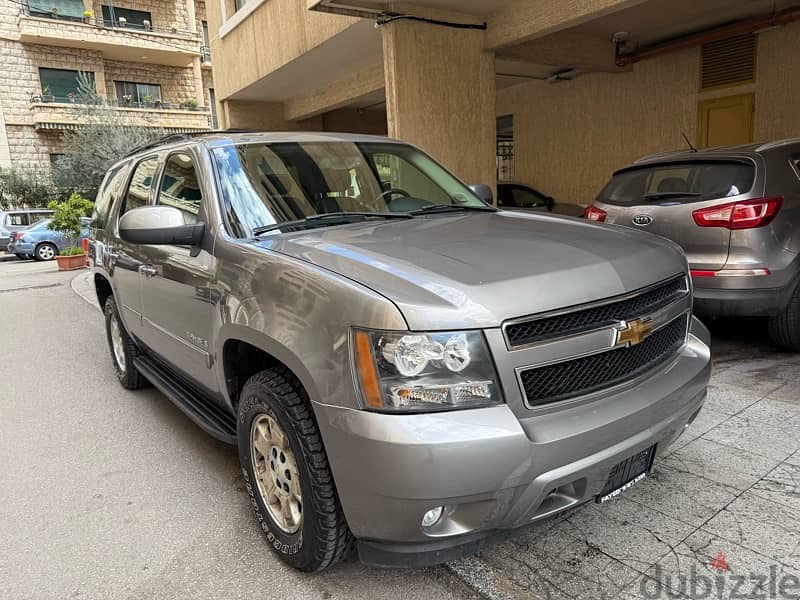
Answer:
257, 211, 687, 330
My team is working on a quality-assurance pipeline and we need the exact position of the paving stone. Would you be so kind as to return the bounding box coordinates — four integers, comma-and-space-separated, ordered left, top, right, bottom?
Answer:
737, 397, 800, 432
751, 463, 800, 514
558, 497, 695, 572
623, 463, 739, 527
703, 492, 800, 570
661, 437, 781, 491
646, 529, 800, 599
701, 383, 764, 415
766, 380, 800, 404
711, 369, 786, 397
702, 416, 799, 461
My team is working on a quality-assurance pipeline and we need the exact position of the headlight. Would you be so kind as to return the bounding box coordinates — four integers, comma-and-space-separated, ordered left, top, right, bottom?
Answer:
352, 329, 503, 412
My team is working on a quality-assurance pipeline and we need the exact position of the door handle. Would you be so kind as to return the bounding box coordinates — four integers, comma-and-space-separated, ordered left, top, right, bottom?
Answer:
139, 265, 157, 278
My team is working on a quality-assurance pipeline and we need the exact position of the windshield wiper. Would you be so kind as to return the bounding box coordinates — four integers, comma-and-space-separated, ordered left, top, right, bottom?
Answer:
409, 204, 497, 215
252, 212, 414, 236
642, 192, 702, 201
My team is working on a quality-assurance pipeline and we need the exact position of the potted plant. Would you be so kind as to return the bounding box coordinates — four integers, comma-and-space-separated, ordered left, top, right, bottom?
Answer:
47, 193, 94, 271
83, 9, 93, 23
50, 6, 59, 17
160, 101, 172, 109
142, 94, 154, 108
40, 85, 55, 103
118, 16, 126, 26
67, 91, 77, 103
185, 97, 198, 110
142, 19, 151, 30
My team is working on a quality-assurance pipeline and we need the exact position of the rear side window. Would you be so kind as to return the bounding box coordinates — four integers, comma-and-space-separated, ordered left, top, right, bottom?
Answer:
121, 157, 159, 216
93, 163, 128, 229
7, 214, 28, 226
598, 161, 755, 206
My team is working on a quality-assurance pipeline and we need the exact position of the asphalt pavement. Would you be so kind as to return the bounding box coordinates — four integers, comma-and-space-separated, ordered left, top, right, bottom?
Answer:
3, 259, 800, 600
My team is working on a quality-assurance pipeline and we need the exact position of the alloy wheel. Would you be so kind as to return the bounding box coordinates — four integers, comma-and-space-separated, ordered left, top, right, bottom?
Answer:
37, 244, 56, 261
250, 414, 303, 534
109, 313, 126, 373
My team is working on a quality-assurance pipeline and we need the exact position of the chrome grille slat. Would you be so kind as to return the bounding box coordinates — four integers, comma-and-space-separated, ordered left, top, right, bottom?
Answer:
519, 314, 689, 407
504, 276, 688, 349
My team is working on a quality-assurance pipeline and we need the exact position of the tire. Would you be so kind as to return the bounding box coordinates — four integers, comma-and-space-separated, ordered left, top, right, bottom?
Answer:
14, 254, 25, 260
237, 367, 353, 572
104, 297, 146, 389
35, 242, 57, 261
768, 281, 800, 351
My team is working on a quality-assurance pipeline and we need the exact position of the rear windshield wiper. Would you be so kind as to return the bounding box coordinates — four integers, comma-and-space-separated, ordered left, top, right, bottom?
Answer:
252, 212, 413, 236
642, 192, 702, 201
409, 204, 497, 215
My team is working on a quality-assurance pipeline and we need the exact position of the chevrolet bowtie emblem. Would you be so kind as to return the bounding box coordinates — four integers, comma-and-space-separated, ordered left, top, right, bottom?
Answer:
616, 318, 654, 347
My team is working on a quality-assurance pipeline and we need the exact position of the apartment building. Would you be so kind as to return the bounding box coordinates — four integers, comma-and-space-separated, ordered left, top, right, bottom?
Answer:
204, 0, 800, 207
0, 0, 216, 169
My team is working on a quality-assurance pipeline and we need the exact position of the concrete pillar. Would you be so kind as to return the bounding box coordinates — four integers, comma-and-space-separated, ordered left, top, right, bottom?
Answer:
381, 13, 496, 190
192, 57, 204, 107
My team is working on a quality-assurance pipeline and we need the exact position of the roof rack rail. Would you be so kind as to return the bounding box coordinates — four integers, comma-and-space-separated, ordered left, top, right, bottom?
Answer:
123, 129, 262, 158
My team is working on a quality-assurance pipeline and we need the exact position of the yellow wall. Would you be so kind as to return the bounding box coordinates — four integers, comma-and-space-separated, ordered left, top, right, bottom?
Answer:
497, 22, 800, 206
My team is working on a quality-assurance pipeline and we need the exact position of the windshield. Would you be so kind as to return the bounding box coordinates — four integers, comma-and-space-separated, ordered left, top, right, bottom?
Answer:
212, 141, 487, 237
597, 161, 755, 206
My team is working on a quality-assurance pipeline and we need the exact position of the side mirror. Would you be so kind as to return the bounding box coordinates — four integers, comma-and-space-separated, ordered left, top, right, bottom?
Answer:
469, 184, 494, 205
119, 206, 204, 246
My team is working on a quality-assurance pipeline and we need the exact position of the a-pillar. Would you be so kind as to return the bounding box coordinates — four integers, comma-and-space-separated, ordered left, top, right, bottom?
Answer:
381, 9, 497, 191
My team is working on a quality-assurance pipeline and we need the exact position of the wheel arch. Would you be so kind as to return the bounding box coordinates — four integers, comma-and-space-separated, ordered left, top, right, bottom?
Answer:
94, 273, 113, 309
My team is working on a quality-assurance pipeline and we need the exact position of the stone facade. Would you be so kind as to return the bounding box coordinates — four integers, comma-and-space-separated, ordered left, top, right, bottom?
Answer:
0, 0, 210, 170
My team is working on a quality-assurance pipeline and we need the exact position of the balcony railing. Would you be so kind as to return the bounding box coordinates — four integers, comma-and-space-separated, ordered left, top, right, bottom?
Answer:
22, 5, 197, 38
201, 45, 211, 63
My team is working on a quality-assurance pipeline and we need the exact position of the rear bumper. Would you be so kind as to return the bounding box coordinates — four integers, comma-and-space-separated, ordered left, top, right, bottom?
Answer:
693, 284, 794, 317
316, 318, 711, 567
9, 242, 34, 255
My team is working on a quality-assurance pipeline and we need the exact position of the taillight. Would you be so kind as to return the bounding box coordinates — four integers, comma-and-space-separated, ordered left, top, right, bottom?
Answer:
584, 205, 607, 222
692, 197, 783, 230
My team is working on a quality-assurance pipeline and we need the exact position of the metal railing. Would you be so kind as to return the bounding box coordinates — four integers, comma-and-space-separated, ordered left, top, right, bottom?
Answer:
497, 138, 514, 182
30, 95, 207, 112
22, 5, 198, 38
201, 45, 211, 62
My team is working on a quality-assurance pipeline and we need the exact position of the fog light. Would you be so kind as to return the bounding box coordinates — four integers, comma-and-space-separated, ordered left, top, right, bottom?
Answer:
421, 506, 444, 528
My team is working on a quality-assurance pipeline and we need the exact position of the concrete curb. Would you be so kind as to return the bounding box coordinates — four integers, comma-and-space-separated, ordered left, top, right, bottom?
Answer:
70, 269, 99, 311
0, 252, 19, 262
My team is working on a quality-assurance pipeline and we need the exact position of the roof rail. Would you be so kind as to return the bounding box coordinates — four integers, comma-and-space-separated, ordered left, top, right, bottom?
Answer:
123, 129, 263, 158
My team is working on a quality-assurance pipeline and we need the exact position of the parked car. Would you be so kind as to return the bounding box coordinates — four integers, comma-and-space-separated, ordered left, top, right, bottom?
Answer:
0, 209, 52, 251
91, 132, 710, 572
8, 217, 90, 261
497, 182, 584, 217
585, 139, 800, 350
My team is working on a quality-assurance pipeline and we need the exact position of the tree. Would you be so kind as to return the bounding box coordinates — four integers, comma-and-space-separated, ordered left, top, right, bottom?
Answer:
51, 72, 165, 200
0, 167, 59, 210
47, 192, 94, 252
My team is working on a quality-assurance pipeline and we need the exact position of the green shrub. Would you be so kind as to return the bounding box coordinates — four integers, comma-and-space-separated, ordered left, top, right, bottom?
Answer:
60, 246, 86, 256
0, 167, 60, 210
48, 193, 93, 251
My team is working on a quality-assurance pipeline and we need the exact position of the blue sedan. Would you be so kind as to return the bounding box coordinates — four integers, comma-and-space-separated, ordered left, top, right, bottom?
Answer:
8, 218, 90, 261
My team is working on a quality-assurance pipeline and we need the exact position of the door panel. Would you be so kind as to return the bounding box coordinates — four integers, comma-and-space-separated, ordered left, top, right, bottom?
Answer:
138, 152, 218, 392
697, 94, 754, 148
111, 156, 160, 333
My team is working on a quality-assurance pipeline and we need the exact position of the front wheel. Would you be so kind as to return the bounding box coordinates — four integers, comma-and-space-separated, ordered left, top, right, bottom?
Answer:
237, 367, 353, 572
768, 281, 800, 351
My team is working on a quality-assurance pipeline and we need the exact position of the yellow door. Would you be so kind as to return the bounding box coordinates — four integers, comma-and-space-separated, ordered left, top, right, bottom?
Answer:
697, 94, 754, 148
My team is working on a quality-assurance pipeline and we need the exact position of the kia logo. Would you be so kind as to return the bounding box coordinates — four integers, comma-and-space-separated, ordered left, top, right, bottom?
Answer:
632, 214, 653, 226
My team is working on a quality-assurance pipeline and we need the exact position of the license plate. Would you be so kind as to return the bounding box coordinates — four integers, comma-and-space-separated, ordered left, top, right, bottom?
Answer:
596, 445, 655, 504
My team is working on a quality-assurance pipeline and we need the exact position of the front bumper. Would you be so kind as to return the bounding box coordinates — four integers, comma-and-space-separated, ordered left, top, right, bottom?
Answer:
316, 318, 711, 567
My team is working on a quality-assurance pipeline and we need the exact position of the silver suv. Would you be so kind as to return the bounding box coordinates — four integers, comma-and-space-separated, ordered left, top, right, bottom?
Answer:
587, 139, 800, 350
0, 209, 52, 251
90, 132, 711, 571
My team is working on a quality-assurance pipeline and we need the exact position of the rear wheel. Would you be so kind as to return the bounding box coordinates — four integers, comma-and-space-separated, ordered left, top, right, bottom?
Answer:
768, 281, 800, 351
237, 367, 353, 572
104, 297, 146, 389
35, 243, 57, 261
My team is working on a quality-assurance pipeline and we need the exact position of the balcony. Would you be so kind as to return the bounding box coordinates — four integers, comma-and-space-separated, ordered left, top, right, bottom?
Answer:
18, 11, 202, 67
30, 101, 211, 133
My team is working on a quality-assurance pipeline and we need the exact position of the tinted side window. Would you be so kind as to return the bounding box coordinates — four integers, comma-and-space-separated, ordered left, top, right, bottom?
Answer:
156, 153, 203, 224
511, 186, 547, 208
121, 157, 159, 216
497, 186, 514, 207
7, 214, 28, 226
93, 163, 128, 229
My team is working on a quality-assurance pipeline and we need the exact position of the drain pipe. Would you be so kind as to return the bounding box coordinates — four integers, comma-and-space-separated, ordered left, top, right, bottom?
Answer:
616, 5, 800, 67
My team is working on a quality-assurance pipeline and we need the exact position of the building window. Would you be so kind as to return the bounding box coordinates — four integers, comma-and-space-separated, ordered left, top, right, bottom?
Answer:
49, 153, 64, 167
496, 115, 514, 182
39, 68, 95, 102
27, 0, 84, 20
209, 88, 218, 129
201, 20, 211, 62
233, 0, 247, 11
114, 81, 162, 105
101, 5, 152, 29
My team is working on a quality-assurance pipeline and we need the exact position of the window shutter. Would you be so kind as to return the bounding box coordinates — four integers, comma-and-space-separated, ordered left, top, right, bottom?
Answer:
701, 34, 757, 90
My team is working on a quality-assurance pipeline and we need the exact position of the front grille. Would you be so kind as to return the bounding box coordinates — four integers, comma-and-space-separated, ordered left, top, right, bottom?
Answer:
505, 276, 687, 348
520, 314, 688, 407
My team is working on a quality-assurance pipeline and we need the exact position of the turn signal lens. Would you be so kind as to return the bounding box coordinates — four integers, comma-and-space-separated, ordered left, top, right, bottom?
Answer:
584, 205, 608, 222
692, 197, 783, 230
